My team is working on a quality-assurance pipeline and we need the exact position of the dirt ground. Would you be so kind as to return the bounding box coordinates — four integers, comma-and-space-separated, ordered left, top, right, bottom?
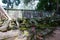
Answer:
45, 27, 60, 40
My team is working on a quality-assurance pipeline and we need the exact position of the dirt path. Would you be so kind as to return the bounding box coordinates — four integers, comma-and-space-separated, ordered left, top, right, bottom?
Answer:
45, 27, 60, 40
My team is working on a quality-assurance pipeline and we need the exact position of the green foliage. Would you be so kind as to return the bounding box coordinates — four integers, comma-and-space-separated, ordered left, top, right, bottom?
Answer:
36, 0, 56, 11
5, 16, 59, 31
24, 0, 32, 5
17, 17, 59, 31
2, 0, 7, 4
2, 0, 20, 8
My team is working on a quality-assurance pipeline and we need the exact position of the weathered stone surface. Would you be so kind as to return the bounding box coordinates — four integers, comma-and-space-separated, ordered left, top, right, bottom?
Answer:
0, 30, 20, 40
0, 30, 28, 40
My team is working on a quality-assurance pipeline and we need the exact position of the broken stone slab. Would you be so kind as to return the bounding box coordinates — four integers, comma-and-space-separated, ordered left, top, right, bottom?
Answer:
0, 30, 20, 40
0, 5, 11, 20
0, 20, 10, 31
